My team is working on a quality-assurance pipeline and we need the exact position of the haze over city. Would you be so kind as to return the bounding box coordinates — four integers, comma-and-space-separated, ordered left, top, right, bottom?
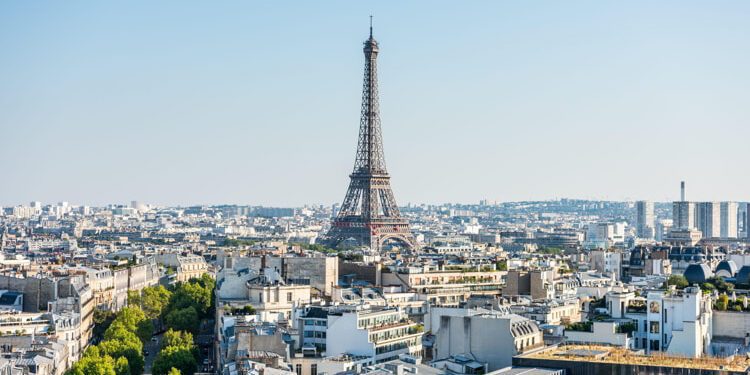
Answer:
2, 1, 749, 206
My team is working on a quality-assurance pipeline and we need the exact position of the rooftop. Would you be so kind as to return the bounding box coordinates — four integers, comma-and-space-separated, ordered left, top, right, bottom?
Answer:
520, 345, 750, 372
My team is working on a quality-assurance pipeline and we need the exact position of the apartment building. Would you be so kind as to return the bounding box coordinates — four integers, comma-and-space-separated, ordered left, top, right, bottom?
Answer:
607, 286, 712, 357
326, 307, 423, 363
381, 265, 504, 307
429, 306, 543, 371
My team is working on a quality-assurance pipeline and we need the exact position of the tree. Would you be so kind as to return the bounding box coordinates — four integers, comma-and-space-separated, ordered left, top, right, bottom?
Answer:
66, 355, 117, 375
701, 283, 716, 294
111, 307, 147, 332
165, 307, 200, 334
128, 291, 142, 308
242, 305, 256, 315
716, 294, 729, 311
93, 310, 116, 340
153, 346, 197, 375
496, 260, 507, 271
163, 329, 195, 350
537, 247, 563, 255
137, 319, 154, 344
666, 275, 689, 289
103, 324, 142, 349
168, 279, 213, 318
708, 277, 734, 294
142, 285, 173, 319
98, 338, 144, 375
114, 357, 130, 375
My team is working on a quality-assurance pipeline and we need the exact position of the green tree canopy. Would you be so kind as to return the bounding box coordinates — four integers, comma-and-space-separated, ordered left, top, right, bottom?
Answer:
163, 329, 195, 350
98, 338, 144, 375
127, 291, 142, 307
111, 307, 147, 332
152, 346, 197, 375
666, 275, 689, 289
716, 294, 730, 311
165, 306, 199, 334
136, 319, 154, 344
114, 357, 130, 375
66, 355, 117, 375
142, 285, 173, 319
103, 325, 142, 350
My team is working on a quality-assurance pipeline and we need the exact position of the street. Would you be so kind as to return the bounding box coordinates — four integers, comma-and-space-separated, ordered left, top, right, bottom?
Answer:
143, 333, 162, 375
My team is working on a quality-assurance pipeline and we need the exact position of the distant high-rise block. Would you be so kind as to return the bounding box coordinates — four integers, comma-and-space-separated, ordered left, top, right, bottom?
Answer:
720, 202, 738, 239
673, 201, 696, 230
696, 202, 720, 238
635, 201, 655, 239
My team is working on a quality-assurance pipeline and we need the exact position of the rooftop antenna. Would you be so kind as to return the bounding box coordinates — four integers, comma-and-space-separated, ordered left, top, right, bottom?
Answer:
369, 15, 373, 37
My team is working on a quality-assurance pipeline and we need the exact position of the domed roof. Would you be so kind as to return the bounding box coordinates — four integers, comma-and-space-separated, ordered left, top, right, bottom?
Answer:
715, 260, 738, 278
684, 263, 713, 284
736, 265, 750, 285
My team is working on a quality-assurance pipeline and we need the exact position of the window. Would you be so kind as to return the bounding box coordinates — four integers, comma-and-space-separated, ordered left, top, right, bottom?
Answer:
663, 309, 667, 323
311, 364, 317, 375
295, 364, 302, 375
259, 292, 263, 303
288, 292, 293, 302
649, 321, 660, 334
304, 320, 315, 326
650, 340, 659, 351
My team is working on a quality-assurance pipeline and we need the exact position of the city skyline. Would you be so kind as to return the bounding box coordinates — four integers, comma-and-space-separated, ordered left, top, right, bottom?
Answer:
2, 1, 750, 206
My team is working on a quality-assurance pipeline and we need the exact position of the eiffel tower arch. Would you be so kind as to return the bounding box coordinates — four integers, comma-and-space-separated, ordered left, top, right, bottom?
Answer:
326, 23, 415, 251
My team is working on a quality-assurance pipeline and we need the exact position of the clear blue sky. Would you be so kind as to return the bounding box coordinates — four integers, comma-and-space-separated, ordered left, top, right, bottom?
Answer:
1, 1, 749, 207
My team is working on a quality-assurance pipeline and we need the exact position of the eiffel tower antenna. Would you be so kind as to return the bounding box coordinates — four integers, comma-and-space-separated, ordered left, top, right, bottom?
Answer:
326, 21, 415, 251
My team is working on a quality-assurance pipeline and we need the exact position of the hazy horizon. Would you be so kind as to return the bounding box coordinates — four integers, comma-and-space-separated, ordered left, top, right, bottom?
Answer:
2, 1, 749, 207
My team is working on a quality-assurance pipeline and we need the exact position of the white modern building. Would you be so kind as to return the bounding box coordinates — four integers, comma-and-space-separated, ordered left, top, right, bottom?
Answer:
607, 286, 712, 357
326, 306, 423, 363
428, 307, 543, 371
720, 202, 738, 239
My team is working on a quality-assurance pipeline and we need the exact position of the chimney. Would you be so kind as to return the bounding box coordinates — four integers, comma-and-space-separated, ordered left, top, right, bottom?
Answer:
680, 181, 685, 202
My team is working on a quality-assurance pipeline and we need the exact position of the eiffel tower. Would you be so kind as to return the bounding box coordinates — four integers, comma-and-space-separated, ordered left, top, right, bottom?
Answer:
326, 21, 415, 251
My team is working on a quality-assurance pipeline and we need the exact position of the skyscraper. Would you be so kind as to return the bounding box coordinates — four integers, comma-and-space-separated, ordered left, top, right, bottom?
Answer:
720, 201, 738, 239
635, 201, 655, 239
326, 22, 415, 250
696, 202, 720, 238
673, 202, 696, 230
672, 181, 696, 230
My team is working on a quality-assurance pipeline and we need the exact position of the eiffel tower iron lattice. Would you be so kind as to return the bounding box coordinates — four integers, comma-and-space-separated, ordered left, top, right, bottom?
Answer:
326, 23, 415, 251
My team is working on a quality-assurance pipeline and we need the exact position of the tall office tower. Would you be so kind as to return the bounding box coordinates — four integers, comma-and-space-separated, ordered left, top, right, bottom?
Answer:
720, 202, 738, 239
696, 202, 721, 238
673, 201, 696, 230
672, 181, 696, 230
635, 201, 655, 239
326, 23, 415, 250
